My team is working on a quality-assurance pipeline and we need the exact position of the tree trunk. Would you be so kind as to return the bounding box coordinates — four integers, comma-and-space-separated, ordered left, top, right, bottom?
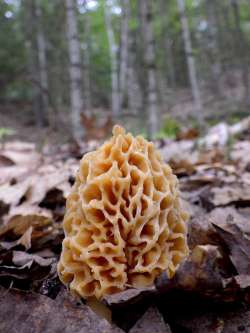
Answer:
159, 0, 176, 88
82, 0, 92, 114
119, 0, 130, 109
65, 0, 84, 140
204, 0, 222, 96
104, 2, 120, 118
230, 0, 250, 105
177, 0, 203, 122
23, 0, 47, 128
127, 35, 142, 116
35, 0, 49, 125
139, 0, 159, 139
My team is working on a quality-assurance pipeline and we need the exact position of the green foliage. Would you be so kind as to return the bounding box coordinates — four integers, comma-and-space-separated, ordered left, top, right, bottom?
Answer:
0, 1, 26, 99
156, 117, 181, 139
0, 128, 15, 140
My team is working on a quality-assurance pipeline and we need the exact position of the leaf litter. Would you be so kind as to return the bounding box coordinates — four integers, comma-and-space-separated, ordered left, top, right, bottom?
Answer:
0, 124, 250, 332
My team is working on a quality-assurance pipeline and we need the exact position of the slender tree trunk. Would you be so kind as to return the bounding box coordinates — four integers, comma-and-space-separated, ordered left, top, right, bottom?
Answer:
177, 0, 203, 122
137, 0, 146, 116
127, 34, 142, 115
204, 0, 222, 96
35, 0, 49, 124
82, 0, 92, 114
65, 0, 84, 140
23, 0, 47, 127
26, 39, 43, 127
104, 2, 120, 118
159, 0, 176, 88
230, 0, 250, 104
139, 0, 159, 139
119, 0, 130, 109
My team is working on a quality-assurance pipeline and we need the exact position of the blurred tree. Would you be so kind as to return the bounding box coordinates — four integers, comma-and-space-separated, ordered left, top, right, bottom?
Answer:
104, 0, 120, 118
230, 0, 250, 105
177, 0, 203, 122
35, 0, 49, 124
65, 0, 84, 139
159, 0, 176, 89
119, 0, 129, 110
127, 9, 142, 117
138, 0, 159, 139
82, 0, 92, 113
204, 0, 222, 96
23, 0, 48, 127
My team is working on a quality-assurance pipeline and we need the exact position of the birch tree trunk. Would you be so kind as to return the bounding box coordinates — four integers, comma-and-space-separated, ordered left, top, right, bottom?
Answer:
127, 36, 142, 116
230, 0, 250, 105
104, 1, 120, 118
35, 0, 49, 125
177, 0, 203, 121
23, 0, 47, 127
82, 0, 92, 114
159, 0, 176, 88
204, 0, 222, 96
65, 0, 84, 140
119, 0, 130, 109
139, 0, 159, 139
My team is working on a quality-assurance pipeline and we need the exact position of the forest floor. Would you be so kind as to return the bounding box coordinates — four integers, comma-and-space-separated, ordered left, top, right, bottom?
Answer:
0, 113, 250, 332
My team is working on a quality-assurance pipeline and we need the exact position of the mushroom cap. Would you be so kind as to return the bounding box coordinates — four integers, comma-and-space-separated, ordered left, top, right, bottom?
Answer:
58, 126, 189, 299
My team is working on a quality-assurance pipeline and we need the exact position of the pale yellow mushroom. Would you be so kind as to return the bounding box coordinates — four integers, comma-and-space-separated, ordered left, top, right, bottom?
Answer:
58, 125, 189, 299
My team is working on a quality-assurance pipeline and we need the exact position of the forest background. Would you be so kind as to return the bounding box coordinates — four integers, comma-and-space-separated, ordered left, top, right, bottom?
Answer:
1, 0, 250, 141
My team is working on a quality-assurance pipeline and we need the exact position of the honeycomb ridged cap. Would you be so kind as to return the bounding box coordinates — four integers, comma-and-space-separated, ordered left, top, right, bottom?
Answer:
58, 126, 189, 299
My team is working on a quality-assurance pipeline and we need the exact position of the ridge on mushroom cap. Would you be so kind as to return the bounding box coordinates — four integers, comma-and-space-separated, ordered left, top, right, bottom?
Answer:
58, 125, 189, 299
112, 125, 125, 136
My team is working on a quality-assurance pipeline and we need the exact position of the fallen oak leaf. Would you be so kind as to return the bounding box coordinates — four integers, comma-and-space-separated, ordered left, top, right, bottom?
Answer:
0, 141, 40, 167
0, 257, 56, 290
12, 251, 56, 267
0, 179, 31, 207
0, 207, 52, 238
24, 168, 72, 206
16, 226, 32, 250
0, 226, 33, 250
32, 248, 56, 258
212, 221, 250, 275
210, 184, 250, 207
0, 262, 52, 283
155, 245, 228, 300
0, 165, 30, 185
210, 207, 250, 274
169, 158, 196, 176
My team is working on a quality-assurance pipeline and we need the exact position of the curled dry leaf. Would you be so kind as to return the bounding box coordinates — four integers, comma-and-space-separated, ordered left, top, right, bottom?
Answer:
156, 245, 224, 296
12, 251, 56, 267
211, 184, 250, 207
0, 141, 40, 167
0, 207, 52, 238
0, 226, 33, 250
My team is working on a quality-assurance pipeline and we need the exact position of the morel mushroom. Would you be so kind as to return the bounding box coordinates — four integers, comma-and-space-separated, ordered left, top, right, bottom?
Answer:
58, 126, 189, 299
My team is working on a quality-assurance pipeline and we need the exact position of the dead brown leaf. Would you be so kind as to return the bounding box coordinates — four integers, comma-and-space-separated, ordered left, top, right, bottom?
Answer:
12, 251, 55, 267
211, 183, 250, 206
